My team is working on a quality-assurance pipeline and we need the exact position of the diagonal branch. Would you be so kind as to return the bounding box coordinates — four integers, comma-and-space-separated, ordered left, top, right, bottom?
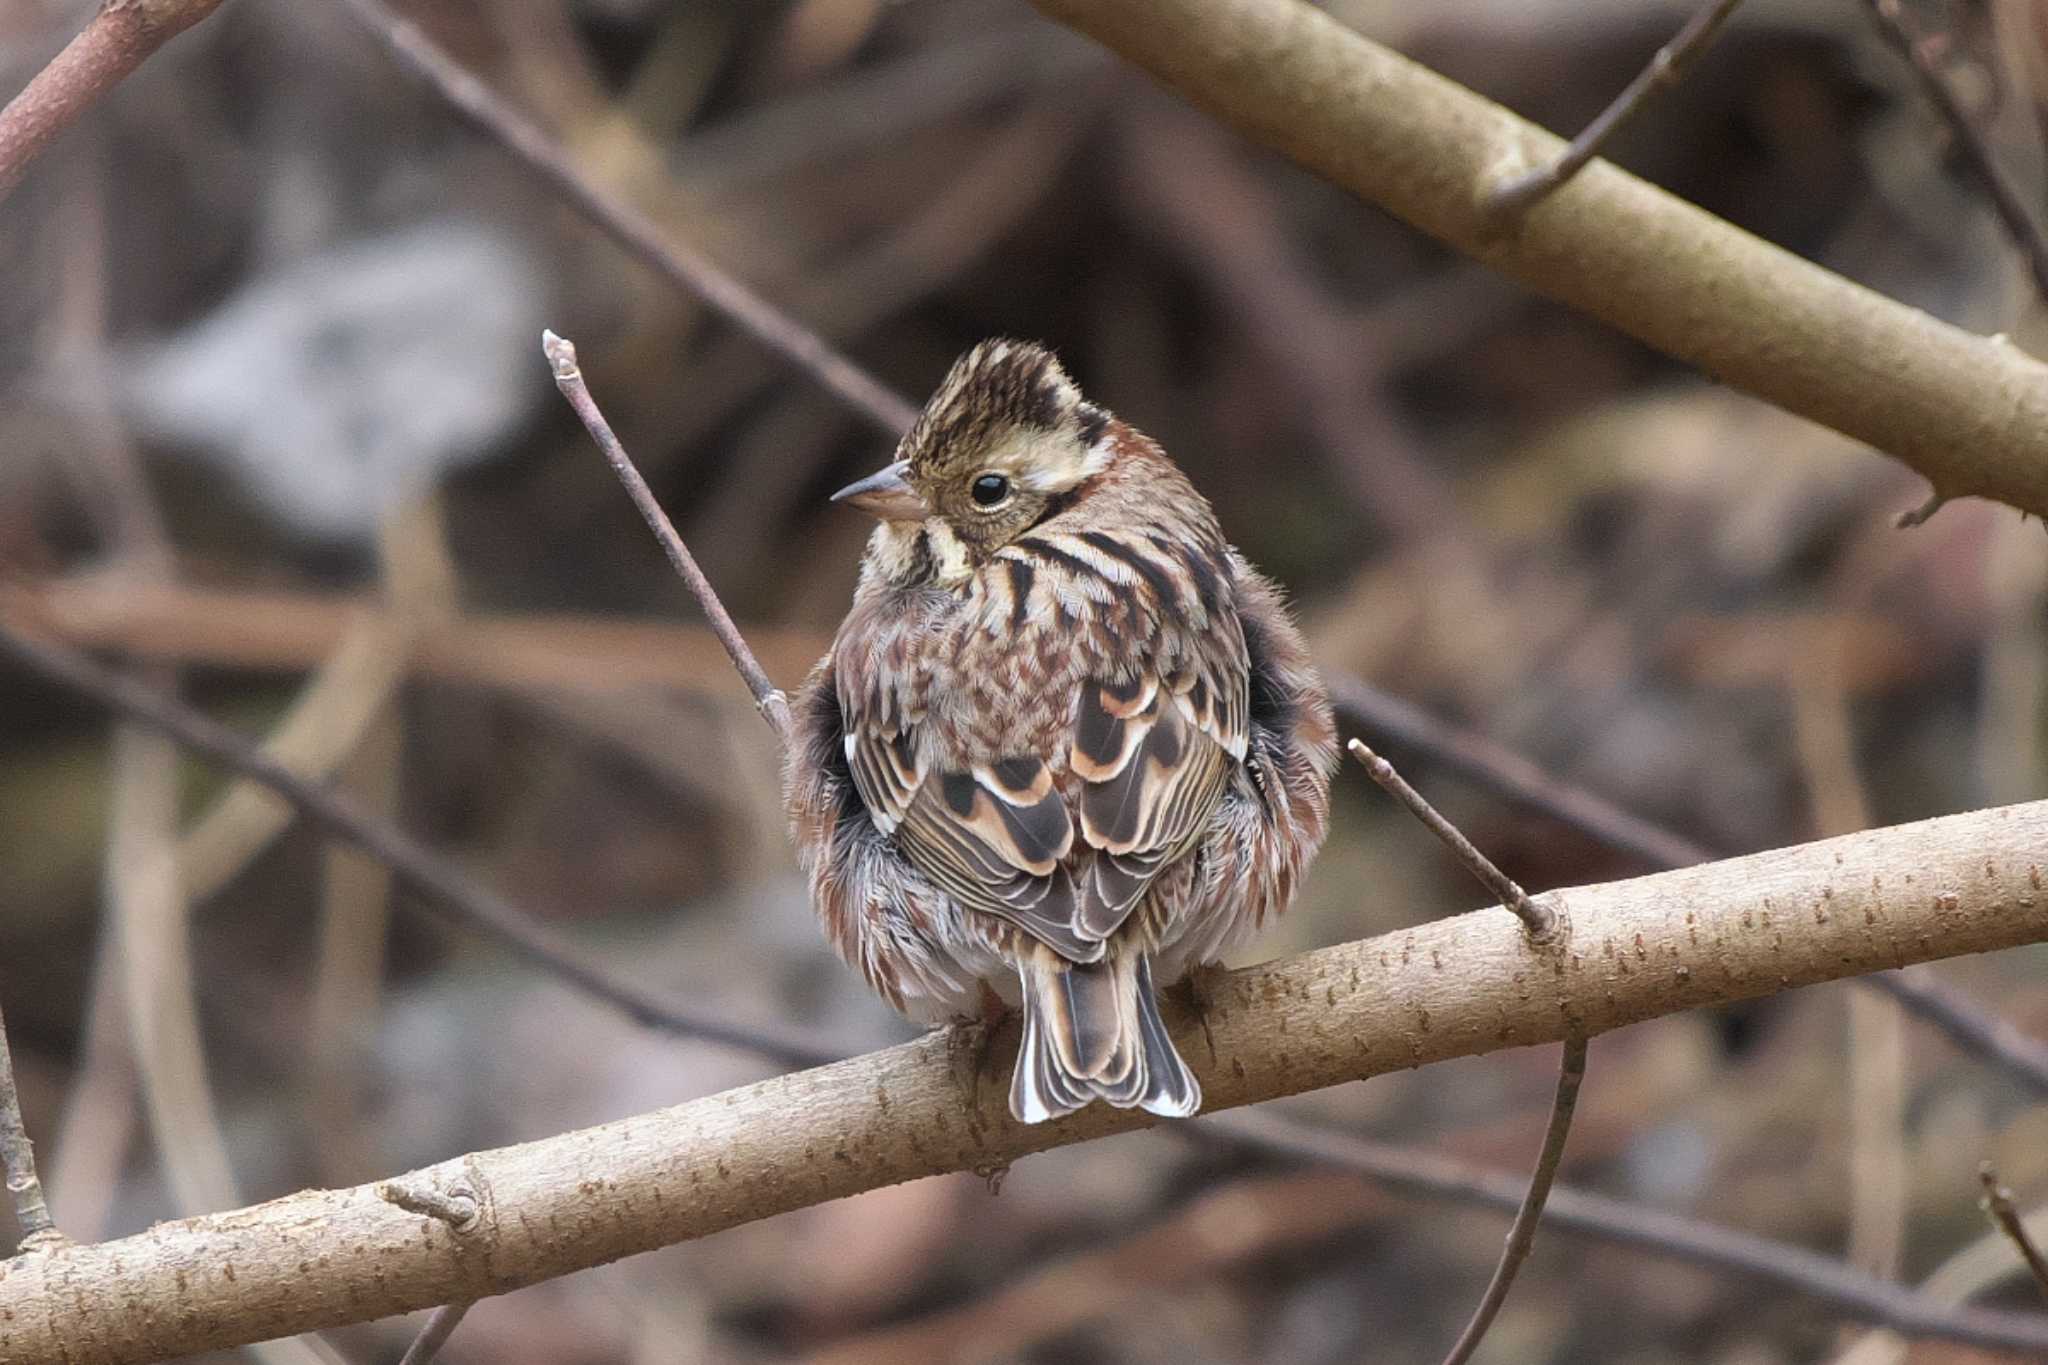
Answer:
1486, 0, 1748, 216
335, 0, 919, 438
1, 799, 2046, 1361
1329, 677, 2048, 1097
544, 331, 794, 741
1861, 0, 2048, 307
0, 622, 836, 1071
0, 0, 230, 201
1028, 0, 2048, 521
1980, 1163, 2048, 1299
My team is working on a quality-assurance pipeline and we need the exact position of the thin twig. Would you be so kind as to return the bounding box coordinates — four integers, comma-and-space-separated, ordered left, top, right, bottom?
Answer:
1329, 674, 2048, 1096
1867, 969, 2048, 1094
0, 0, 230, 201
543, 330, 795, 741
0, 994, 63, 1252
0, 622, 836, 1070
1205, 1106, 2048, 1351
399, 1302, 473, 1365
335, 0, 919, 438
1437, 1037, 1588, 1365
1329, 675, 1708, 868
1980, 1163, 2048, 1299
1346, 738, 1557, 940
1486, 0, 1747, 216
1863, 0, 2048, 304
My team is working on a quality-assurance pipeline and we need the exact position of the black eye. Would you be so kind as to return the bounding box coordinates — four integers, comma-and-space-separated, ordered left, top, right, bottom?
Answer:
971, 473, 1010, 507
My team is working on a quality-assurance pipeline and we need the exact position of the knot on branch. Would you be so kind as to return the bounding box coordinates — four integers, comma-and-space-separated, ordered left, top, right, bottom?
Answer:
379, 1163, 490, 1235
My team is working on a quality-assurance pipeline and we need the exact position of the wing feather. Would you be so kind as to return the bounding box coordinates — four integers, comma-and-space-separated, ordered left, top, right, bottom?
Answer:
835, 531, 1249, 964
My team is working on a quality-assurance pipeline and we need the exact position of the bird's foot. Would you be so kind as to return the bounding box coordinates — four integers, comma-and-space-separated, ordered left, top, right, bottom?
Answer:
944, 981, 1012, 1110
1179, 960, 1227, 1064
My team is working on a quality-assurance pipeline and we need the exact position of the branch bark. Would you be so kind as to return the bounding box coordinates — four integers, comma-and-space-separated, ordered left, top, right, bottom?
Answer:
3, 801, 2046, 1362
0, 0, 229, 201
1029, 0, 2048, 521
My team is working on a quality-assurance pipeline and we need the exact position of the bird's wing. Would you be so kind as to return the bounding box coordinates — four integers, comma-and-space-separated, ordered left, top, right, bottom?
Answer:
842, 679, 1100, 962
1066, 628, 1244, 941
840, 533, 1248, 960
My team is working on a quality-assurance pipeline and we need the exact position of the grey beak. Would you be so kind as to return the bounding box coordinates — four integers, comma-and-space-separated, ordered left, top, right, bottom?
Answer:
831, 460, 927, 523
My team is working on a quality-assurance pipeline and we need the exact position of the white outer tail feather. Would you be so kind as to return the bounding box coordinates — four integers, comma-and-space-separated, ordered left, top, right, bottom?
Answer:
1010, 951, 1202, 1124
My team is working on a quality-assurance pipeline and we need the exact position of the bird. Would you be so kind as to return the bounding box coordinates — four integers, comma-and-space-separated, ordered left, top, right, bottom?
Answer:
784, 339, 1336, 1124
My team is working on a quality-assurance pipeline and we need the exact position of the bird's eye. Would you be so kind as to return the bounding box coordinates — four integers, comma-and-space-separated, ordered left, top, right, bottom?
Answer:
971, 473, 1010, 507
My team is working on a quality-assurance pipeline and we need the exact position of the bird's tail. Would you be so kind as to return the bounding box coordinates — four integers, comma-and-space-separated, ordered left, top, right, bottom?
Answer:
1010, 946, 1201, 1124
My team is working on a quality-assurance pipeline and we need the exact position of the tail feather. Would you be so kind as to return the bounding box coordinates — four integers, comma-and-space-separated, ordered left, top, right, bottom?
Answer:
1010, 950, 1202, 1124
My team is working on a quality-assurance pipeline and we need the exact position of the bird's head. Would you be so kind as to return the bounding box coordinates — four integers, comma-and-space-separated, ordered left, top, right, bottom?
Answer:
835, 340, 1114, 588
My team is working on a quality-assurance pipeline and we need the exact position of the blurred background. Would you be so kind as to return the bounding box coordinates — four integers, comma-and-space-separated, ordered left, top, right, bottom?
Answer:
3, 0, 2048, 1360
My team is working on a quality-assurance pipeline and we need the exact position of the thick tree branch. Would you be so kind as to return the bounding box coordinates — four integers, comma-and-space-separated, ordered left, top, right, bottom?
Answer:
1029, 0, 2048, 521
0, 0, 229, 201
2, 801, 2045, 1361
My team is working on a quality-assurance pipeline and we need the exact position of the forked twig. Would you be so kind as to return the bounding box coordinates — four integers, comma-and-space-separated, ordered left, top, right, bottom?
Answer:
1347, 738, 1556, 940
543, 331, 795, 741
1487, 0, 1747, 216
1979, 1162, 2048, 1299
1439, 1036, 1589, 1365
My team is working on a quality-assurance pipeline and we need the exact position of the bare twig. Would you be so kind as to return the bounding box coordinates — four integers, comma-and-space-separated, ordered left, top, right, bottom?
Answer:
1347, 738, 1557, 940
1863, 0, 2048, 306
1436, 1036, 1588, 1364
1328, 675, 1707, 868
1486, 0, 1747, 217
1980, 1163, 2048, 1299
543, 330, 795, 741
399, 1304, 473, 1365
1329, 674, 2048, 1097
0, 0, 230, 201
1897, 489, 1949, 529
335, 0, 919, 437
1869, 968, 2048, 1094
0, 995, 62, 1252
1208, 1106, 2048, 1351
0, 622, 836, 1070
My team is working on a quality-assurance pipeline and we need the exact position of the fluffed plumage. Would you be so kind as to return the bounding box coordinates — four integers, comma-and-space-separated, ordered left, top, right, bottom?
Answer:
785, 339, 1336, 1124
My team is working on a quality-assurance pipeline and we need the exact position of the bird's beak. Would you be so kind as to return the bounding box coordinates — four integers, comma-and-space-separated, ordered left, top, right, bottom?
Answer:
831, 460, 927, 523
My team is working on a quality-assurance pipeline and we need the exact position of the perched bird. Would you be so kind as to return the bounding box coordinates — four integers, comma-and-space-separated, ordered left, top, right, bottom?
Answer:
785, 340, 1336, 1123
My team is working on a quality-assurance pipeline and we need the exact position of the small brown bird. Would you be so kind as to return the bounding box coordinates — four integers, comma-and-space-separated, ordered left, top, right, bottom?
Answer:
785, 340, 1336, 1123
